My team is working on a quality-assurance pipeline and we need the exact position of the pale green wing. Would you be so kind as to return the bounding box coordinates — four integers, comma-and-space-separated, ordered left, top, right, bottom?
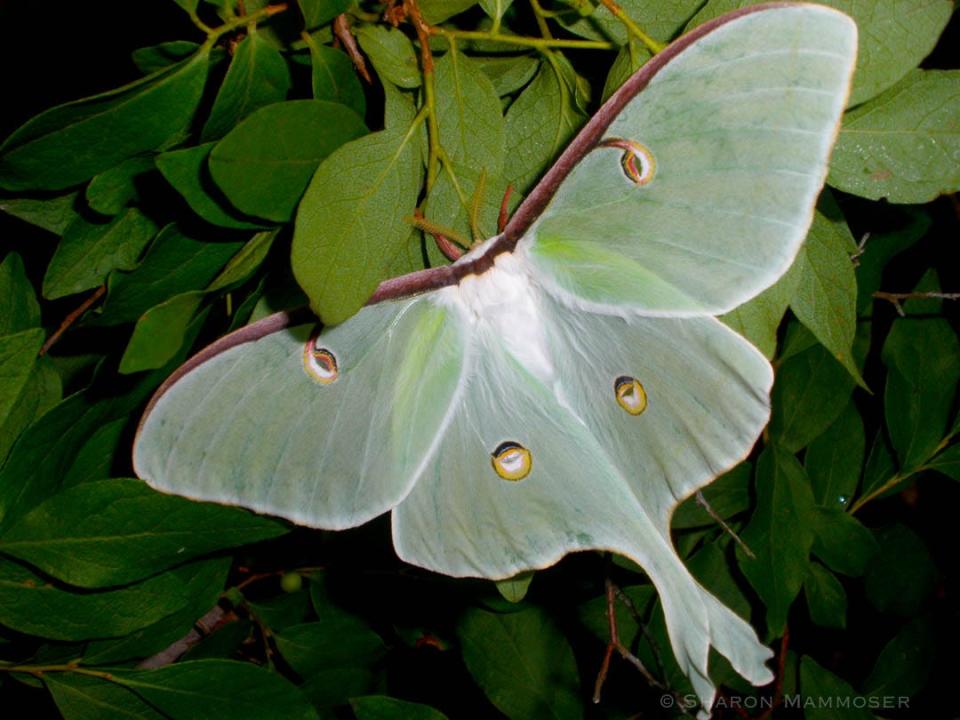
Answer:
518, 4, 856, 315
392, 279, 774, 714
134, 298, 466, 529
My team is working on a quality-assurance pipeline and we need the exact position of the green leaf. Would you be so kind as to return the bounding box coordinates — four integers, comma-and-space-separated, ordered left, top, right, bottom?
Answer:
799, 655, 873, 720
688, 541, 752, 620
88, 660, 318, 720
42, 209, 159, 300
132, 40, 202, 75
721, 260, 799, 359
202, 30, 292, 141
298, 0, 352, 29
207, 229, 278, 292
0, 253, 40, 335
86, 156, 155, 216
855, 209, 929, 315
863, 615, 935, 698
882, 272, 960, 470
577, 584, 655, 643
830, 70, 960, 203
0, 559, 190, 640
810, 508, 878, 577
790, 199, 863, 385
354, 26, 421, 89
860, 429, 897, 501
927, 443, 960, 481
476, 56, 540, 97
495, 573, 534, 603
804, 403, 864, 510
210, 100, 367, 222
305, 40, 366, 117
0, 329, 46, 463
561, 0, 699, 45
352, 697, 449, 720
769, 342, 856, 452
688, 0, 953, 106
601, 40, 650, 103
274, 616, 384, 678
0, 192, 79, 236
672, 462, 751, 529
737, 445, 816, 636
864, 524, 937, 616
95, 223, 244, 325
804, 563, 846, 629
420, 0, 478, 23
458, 606, 582, 720
0, 50, 210, 191
504, 59, 586, 195
0, 478, 286, 587
63, 418, 128, 486
434, 49, 505, 175
156, 143, 269, 229
479, 0, 514, 23
46, 673, 166, 720
119, 292, 206, 374
292, 126, 422, 323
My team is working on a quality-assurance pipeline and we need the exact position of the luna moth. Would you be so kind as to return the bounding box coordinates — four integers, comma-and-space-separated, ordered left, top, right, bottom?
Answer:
134, 3, 856, 716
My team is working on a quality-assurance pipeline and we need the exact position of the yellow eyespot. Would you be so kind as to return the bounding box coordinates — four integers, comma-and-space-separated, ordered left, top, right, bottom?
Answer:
303, 337, 339, 384
491, 441, 532, 482
614, 375, 647, 415
599, 138, 656, 186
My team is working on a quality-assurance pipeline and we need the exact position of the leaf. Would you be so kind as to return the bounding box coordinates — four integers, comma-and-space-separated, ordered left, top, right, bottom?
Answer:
274, 616, 384, 678
927, 443, 960, 481
0, 253, 40, 335
577, 584, 655, 643
864, 524, 937, 616
0, 559, 190, 640
354, 26, 421, 89
882, 272, 960, 470
63, 418, 128, 486
42, 209, 159, 300
202, 30, 292, 141
601, 40, 650, 103
95, 223, 245, 325
476, 56, 540, 97
119, 292, 206, 374
495, 572, 534, 603
790, 198, 863, 385
769, 342, 856, 452
46, 673, 166, 720
352, 697, 450, 720
672, 462, 751, 529
804, 563, 846, 629
132, 40, 202, 74
0, 50, 210, 191
479, 0, 514, 24
0, 478, 286, 587
863, 615, 935, 698
207, 229, 278, 292
434, 50, 505, 175
83, 660, 318, 720
86, 155, 155, 216
721, 260, 799, 359
855, 208, 930, 315
156, 143, 268, 229
561, 0, 700, 45
810, 508, 878, 577
830, 70, 960, 203
0, 329, 46, 463
298, 0, 352, 29
292, 126, 423, 323
419, 0, 478, 23
306, 40, 366, 117
859, 429, 897, 502
799, 655, 873, 720
0, 192, 79, 235
737, 445, 816, 636
688, 0, 953, 106
209, 100, 367, 222
804, 403, 864, 510
503, 59, 586, 195
458, 607, 582, 720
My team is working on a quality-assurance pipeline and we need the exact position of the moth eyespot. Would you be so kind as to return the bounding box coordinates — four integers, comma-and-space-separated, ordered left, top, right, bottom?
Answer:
614, 375, 647, 415
491, 441, 532, 481
599, 138, 656, 186
303, 336, 339, 384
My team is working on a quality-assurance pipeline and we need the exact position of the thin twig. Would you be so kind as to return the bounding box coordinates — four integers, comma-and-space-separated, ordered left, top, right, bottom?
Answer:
136, 605, 235, 669
695, 491, 755, 560
498, 184, 513, 233
332, 14, 372, 83
873, 290, 960, 317
39, 285, 106, 357
754, 627, 789, 720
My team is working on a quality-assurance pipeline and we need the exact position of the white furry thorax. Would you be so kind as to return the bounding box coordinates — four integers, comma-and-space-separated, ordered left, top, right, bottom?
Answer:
433, 248, 555, 384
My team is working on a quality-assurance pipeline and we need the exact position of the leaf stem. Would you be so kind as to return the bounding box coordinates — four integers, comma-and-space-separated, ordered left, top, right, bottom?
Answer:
872, 290, 960, 317
431, 26, 614, 50
39, 285, 106, 357
0, 662, 114, 679
204, 3, 288, 45
528, 0, 555, 40
849, 472, 905, 514
404, 0, 441, 190
595, 0, 665, 54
